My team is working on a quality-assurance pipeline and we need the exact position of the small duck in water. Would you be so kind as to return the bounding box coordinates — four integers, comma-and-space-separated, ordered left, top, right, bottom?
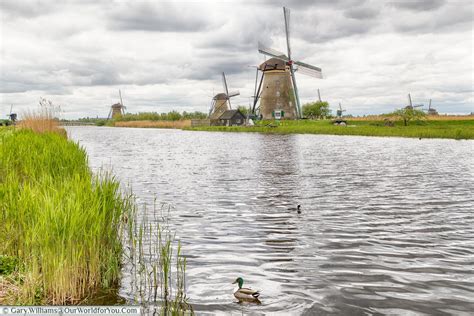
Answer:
232, 277, 260, 302
289, 204, 302, 214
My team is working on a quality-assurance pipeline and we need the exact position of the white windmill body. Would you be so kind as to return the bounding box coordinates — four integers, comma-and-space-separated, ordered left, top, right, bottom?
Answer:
255, 7, 322, 120
209, 72, 240, 120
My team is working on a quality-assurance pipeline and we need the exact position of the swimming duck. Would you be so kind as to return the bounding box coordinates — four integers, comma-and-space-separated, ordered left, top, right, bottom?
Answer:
232, 277, 260, 301
289, 204, 302, 214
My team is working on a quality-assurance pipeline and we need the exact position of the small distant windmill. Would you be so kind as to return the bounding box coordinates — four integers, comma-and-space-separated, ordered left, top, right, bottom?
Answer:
426, 99, 438, 115
336, 103, 346, 118
8, 105, 17, 123
209, 72, 240, 119
254, 7, 322, 120
405, 93, 424, 110
108, 89, 126, 119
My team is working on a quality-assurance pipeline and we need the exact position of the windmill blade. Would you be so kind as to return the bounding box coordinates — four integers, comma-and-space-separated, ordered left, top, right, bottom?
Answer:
227, 90, 240, 98
294, 61, 323, 78
258, 42, 288, 61
209, 99, 216, 116
283, 7, 292, 60
317, 89, 321, 102
429, 99, 432, 109
408, 93, 412, 107
222, 72, 229, 97
9, 104, 13, 115
119, 89, 123, 106
339, 103, 342, 111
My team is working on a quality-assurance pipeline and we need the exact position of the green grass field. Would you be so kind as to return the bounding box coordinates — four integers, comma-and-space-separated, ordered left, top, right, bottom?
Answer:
186, 119, 474, 140
0, 128, 132, 304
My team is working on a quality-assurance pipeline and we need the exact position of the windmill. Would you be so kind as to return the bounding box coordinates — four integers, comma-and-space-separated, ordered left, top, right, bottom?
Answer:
405, 93, 424, 110
108, 89, 126, 119
336, 103, 346, 118
425, 99, 438, 115
8, 104, 17, 123
209, 72, 240, 119
254, 7, 322, 120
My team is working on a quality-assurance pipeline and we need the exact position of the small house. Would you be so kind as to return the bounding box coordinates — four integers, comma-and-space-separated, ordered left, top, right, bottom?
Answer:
214, 109, 246, 126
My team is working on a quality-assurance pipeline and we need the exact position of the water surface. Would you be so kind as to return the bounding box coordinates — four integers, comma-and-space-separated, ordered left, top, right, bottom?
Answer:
67, 127, 474, 315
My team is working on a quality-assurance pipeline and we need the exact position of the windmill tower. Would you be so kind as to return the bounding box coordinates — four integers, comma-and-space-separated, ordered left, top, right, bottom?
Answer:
405, 93, 423, 110
108, 89, 126, 119
254, 7, 322, 120
8, 105, 17, 123
426, 99, 438, 115
337, 103, 346, 118
209, 72, 240, 119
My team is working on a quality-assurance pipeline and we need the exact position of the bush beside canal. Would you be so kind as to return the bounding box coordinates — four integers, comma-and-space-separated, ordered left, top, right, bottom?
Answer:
0, 129, 132, 304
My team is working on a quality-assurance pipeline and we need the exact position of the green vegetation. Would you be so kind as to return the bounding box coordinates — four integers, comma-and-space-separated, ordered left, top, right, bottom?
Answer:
116, 111, 207, 122
187, 118, 474, 139
389, 108, 426, 126
0, 129, 191, 311
0, 129, 132, 304
302, 101, 332, 119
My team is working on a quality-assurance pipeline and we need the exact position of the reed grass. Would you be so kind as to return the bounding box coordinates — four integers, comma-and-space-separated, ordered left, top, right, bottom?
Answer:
125, 202, 192, 315
0, 127, 191, 312
114, 120, 191, 129
17, 100, 66, 136
0, 129, 132, 304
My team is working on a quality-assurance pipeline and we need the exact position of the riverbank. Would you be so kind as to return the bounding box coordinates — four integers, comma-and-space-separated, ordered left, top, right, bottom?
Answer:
0, 128, 132, 304
186, 117, 474, 140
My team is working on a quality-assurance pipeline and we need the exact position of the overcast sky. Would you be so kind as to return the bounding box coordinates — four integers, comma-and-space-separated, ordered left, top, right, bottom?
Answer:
0, 0, 472, 119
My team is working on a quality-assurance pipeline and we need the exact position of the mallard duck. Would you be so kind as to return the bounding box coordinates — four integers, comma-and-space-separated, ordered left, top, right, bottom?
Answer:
289, 204, 302, 214
232, 277, 260, 300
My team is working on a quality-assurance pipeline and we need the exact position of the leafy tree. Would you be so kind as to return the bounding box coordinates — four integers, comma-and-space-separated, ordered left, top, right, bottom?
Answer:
237, 106, 249, 116
302, 101, 331, 119
390, 108, 426, 126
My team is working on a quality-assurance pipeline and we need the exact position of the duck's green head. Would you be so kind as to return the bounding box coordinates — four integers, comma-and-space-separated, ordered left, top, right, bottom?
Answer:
232, 277, 244, 289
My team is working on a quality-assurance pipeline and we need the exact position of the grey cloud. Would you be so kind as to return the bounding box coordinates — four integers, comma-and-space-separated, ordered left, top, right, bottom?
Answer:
0, 0, 58, 18
344, 7, 379, 20
391, 0, 445, 11
107, 3, 209, 32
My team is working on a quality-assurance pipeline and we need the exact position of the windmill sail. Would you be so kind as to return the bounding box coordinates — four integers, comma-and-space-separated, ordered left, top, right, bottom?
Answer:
258, 42, 289, 61
294, 61, 322, 78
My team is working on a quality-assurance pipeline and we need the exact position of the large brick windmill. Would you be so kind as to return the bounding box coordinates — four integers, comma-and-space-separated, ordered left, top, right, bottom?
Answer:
253, 7, 323, 119
209, 72, 240, 119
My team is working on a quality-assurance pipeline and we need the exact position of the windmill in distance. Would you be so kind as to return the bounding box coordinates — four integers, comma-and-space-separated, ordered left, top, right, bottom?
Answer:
337, 103, 346, 118
209, 72, 240, 119
255, 7, 323, 120
426, 99, 438, 115
405, 93, 424, 110
108, 89, 126, 119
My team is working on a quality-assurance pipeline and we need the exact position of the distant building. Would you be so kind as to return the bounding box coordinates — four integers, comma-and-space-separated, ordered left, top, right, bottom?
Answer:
212, 109, 246, 126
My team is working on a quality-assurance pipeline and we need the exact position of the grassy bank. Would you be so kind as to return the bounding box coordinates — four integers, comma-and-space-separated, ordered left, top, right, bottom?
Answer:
186, 118, 474, 140
0, 128, 132, 304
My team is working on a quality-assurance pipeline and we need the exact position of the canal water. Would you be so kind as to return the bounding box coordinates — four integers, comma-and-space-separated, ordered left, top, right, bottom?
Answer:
67, 126, 474, 315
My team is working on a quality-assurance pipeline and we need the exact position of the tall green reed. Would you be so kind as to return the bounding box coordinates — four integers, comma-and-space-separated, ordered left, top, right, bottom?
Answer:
0, 129, 131, 304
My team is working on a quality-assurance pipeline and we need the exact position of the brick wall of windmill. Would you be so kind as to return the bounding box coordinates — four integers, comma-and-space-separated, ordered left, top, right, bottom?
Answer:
209, 99, 229, 120
259, 70, 298, 120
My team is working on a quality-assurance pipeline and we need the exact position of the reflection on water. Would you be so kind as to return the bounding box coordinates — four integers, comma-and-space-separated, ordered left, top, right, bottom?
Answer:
68, 127, 474, 315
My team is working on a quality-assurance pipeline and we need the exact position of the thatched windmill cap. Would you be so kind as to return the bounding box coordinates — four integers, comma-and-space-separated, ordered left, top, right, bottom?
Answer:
111, 103, 123, 109
259, 57, 287, 71
213, 93, 229, 100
